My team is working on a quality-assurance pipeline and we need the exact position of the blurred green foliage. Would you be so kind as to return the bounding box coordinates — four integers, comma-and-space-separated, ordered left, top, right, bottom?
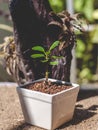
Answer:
74, 0, 98, 83
74, 0, 94, 22
49, 0, 65, 13
49, 0, 98, 83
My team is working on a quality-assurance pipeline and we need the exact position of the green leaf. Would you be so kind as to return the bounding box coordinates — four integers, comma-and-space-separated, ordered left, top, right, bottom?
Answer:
41, 59, 48, 63
52, 55, 63, 59
31, 54, 45, 58
50, 61, 58, 65
49, 41, 60, 51
32, 46, 45, 53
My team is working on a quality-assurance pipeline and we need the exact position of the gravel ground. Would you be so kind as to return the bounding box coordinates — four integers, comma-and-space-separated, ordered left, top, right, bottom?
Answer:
0, 86, 98, 130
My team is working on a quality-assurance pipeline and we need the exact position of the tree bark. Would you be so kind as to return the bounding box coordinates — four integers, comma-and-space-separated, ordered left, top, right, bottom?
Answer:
9, 0, 75, 84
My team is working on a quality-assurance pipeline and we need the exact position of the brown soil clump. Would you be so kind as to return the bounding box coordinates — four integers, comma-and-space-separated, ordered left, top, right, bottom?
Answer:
25, 81, 72, 94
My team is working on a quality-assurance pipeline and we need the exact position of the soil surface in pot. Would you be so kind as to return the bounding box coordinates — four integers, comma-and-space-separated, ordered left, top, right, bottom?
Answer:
25, 81, 72, 94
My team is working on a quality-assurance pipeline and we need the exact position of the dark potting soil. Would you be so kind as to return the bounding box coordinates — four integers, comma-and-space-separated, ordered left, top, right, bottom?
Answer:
25, 81, 72, 94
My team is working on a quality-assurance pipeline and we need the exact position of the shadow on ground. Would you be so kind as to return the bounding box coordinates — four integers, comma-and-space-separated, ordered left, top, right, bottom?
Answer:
78, 89, 98, 101
10, 105, 98, 130
10, 122, 33, 130
58, 104, 98, 129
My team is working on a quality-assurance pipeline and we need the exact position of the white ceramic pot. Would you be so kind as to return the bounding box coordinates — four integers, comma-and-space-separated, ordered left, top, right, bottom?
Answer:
17, 78, 79, 130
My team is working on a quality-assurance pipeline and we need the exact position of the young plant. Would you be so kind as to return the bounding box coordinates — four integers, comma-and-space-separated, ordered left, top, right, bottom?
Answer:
31, 41, 62, 83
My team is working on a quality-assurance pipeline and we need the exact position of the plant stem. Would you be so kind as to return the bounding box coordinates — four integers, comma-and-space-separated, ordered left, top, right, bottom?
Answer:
45, 71, 48, 83
45, 63, 49, 83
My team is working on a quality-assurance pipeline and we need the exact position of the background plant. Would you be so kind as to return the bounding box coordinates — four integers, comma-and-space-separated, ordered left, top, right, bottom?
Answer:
49, 0, 98, 84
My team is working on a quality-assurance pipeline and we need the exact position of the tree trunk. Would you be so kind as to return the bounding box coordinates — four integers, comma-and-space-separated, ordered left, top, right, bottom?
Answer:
9, 0, 75, 85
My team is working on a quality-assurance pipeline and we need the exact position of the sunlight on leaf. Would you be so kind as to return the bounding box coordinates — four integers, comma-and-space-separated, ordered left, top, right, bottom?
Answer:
50, 61, 58, 65
32, 46, 45, 53
49, 41, 60, 51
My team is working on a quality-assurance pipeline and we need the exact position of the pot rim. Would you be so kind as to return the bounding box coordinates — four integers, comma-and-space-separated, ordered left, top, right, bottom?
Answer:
17, 78, 79, 97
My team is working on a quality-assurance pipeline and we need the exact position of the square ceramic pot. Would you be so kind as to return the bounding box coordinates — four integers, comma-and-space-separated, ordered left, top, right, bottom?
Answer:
17, 78, 79, 130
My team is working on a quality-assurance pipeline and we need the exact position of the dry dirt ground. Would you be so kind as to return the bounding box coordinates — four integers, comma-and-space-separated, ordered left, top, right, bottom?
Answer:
0, 85, 98, 130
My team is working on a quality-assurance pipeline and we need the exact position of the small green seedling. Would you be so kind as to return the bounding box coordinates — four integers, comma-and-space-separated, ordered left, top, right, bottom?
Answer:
31, 41, 62, 83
